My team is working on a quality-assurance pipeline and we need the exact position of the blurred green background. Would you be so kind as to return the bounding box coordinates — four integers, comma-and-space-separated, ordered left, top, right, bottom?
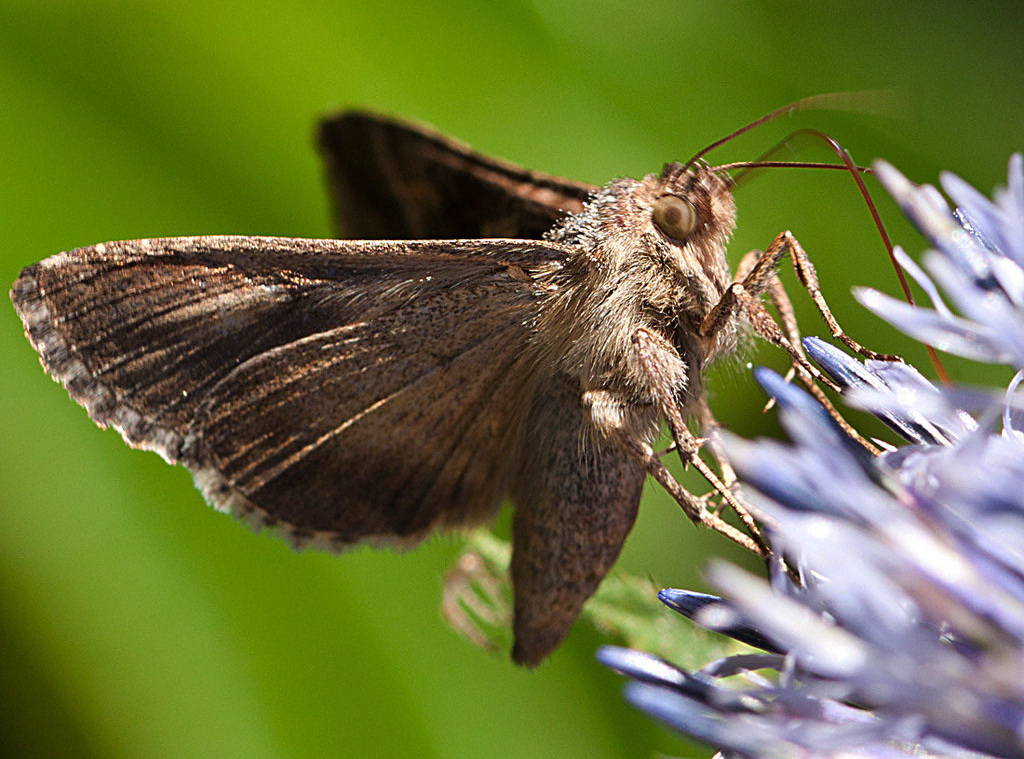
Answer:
3, 1, 1023, 756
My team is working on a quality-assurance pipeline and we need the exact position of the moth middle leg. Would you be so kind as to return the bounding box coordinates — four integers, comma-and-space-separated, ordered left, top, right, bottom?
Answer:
584, 355, 768, 559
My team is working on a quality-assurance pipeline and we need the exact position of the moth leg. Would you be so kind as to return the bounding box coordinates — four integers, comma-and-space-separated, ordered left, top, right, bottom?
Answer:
736, 247, 803, 363
692, 394, 766, 542
701, 270, 838, 392
630, 329, 770, 555
754, 234, 895, 454
750, 261, 878, 448
708, 235, 885, 454
781, 231, 905, 361
737, 247, 802, 411
693, 395, 736, 490
713, 231, 900, 361
584, 386, 765, 557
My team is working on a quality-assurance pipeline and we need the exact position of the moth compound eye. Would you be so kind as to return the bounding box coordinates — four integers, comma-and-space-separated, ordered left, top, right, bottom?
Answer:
652, 195, 697, 240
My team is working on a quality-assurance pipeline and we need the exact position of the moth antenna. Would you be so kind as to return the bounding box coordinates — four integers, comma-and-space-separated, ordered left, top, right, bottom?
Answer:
683, 90, 900, 170
767, 129, 951, 384
698, 107, 951, 384
713, 160, 874, 176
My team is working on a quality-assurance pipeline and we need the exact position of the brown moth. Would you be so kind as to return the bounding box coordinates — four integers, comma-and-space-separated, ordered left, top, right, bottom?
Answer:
10, 106, 880, 666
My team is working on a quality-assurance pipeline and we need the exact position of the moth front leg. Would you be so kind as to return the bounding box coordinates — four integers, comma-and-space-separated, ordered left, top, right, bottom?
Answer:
705, 233, 894, 452
703, 231, 900, 365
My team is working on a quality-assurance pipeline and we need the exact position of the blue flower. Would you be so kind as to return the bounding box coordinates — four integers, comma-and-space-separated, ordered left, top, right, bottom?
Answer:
601, 156, 1024, 759
857, 156, 1024, 367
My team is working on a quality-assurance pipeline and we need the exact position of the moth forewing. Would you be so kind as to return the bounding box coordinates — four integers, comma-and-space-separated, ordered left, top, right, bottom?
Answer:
12, 236, 563, 546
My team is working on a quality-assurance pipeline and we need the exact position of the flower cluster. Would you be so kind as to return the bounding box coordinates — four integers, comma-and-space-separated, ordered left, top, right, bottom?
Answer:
600, 155, 1024, 758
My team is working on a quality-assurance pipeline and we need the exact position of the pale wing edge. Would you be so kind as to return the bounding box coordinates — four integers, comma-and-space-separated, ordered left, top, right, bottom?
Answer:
13, 262, 190, 462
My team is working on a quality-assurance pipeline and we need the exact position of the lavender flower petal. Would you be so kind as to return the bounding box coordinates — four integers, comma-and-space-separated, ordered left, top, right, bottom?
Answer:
855, 287, 1013, 362
658, 588, 784, 653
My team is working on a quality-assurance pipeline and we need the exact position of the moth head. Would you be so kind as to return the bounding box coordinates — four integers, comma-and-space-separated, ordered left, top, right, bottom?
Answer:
550, 161, 736, 293
570, 160, 735, 323
611, 160, 737, 298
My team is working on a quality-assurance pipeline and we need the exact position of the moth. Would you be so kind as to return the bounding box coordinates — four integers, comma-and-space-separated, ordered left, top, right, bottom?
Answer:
10, 102, 885, 666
